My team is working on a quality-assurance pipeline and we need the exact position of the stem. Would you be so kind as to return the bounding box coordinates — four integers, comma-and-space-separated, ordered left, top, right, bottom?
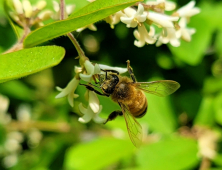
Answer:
67, 32, 85, 57
3, 25, 31, 54
60, 0, 66, 20
199, 157, 211, 170
6, 120, 70, 133
60, 0, 86, 58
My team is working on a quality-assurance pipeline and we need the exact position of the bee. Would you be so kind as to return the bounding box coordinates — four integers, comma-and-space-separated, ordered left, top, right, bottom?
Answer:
82, 60, 180, 147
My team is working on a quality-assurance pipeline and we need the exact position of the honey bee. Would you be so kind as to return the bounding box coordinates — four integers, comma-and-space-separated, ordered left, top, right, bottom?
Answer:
82, 60, 180, 147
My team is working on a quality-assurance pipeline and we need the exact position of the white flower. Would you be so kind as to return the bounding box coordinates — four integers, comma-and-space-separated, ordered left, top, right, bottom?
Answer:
76, 24, 97, 32
22, 0, 33, 18
98, 64, 127, 74
16, 104, 31, 122
55, 77, 79, 107
88, 91, 100, 113
156, 27, 180, 47
35, 0, 47, 11
0, 95, 11, 125
146, 0, 176, 11
176, 1, 200, 18
121, 4, 147, 28
78, 103, 105, 124
134, 24, 156, 47
38, 10, 54, 21
176, 17, 196, 42
80, 60, 101, 82
104, 11, 125, 29
52, 0, 75, 20
12, 0, 23, 14
147, 11, 179, 28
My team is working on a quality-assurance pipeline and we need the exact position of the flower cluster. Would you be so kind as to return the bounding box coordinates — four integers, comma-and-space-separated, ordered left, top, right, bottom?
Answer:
0, 96, 43, 168
84, 0, 200, 47
10, 0, 52, 28
56, 60, 127, 124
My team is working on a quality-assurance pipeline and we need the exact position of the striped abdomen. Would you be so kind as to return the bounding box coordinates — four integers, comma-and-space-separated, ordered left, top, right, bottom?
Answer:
127, 90, 147, 118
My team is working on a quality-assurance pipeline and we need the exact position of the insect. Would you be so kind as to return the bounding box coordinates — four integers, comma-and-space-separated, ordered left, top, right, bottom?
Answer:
82, 60, 180, 147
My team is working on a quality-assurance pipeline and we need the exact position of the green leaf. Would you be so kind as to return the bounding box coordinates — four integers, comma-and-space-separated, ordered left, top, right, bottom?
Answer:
214, 92, 222, 126
0, 80, 34, 101
169, 15, 214, 65
23, 0, 141, 47
215, 29, 222, 57
0, 46, 65, 83
64, 137, 135, 170
194, 96, 215, 126
137, 136, 199, 170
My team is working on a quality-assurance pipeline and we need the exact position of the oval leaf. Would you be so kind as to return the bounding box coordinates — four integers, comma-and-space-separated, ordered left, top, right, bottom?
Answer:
0, 46, 65, 83
64, 137, 135, 170
137, 136, 199, 170
24, 0, 141, 47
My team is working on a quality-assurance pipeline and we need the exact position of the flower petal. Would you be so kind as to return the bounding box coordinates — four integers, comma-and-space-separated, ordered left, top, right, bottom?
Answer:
89, 91, 100, 113
94, 64, 101, 74
79, 74, 93, 82
55, 77, 79, 98
98, 64, 127, 74
93, 105, 106, 123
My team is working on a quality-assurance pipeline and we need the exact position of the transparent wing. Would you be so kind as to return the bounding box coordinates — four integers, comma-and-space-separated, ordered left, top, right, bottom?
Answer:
119, 103, 142, 148
132, 80, 180, 97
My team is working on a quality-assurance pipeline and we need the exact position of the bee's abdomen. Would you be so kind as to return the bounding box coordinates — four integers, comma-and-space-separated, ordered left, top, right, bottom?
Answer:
128, 90, 147, 118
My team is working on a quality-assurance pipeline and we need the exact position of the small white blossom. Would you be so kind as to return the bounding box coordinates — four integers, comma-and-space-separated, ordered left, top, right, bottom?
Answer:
98, 64, 127, 74
16, 104, 31, 122
134, 24, 156, 47
88, 91, 100, 113
22, 0, 33, 18
176, 1, 200, 18
146, 0, 176, 11
0, 95, 11, 125
35, 0, 47, 10
52, 0, 75, 20
197, 127, 220, 160
80, 60, 101, 82
78, 103, 105, 124
156, 27, 180, 47
121, 4, 147, 28
2, 154, 18, 168
176, 17, 196, 42
147, 11, 179, 28
104, 11, 125, 28
12, 0, 23, 14
76, 24, 97, 32
56, 77, 79, 107
38, 10, 54, 21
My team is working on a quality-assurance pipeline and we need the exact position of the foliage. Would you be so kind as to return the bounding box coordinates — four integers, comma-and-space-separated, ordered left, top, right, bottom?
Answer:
0, 0, 222, 170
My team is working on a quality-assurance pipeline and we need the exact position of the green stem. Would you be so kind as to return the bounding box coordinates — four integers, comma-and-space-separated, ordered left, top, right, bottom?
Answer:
60, 0, 86, 58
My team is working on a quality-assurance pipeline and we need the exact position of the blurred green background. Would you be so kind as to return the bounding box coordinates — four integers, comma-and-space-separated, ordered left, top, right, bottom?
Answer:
1, 0, 222, 169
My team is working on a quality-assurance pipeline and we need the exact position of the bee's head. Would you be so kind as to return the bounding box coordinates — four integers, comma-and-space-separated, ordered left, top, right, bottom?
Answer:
100, 74, 119, 95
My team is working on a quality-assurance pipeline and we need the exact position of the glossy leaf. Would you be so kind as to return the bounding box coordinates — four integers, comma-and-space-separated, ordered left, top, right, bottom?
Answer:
64, 137, 135, 170
0, 46, 65, 83
194, 96, 215, 126
24, 0, 141, 47
137, 136, 199, 170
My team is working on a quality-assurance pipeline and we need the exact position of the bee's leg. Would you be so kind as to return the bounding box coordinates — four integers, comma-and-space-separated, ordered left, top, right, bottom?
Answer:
80, 84, 109, 97
101, 69, 120, 75
126, 60, 136, 82
104, 110, 122, 124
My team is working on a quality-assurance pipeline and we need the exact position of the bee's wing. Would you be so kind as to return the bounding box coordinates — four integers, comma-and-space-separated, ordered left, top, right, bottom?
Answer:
132, 80, 180, 97
119, 103, 142, 148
